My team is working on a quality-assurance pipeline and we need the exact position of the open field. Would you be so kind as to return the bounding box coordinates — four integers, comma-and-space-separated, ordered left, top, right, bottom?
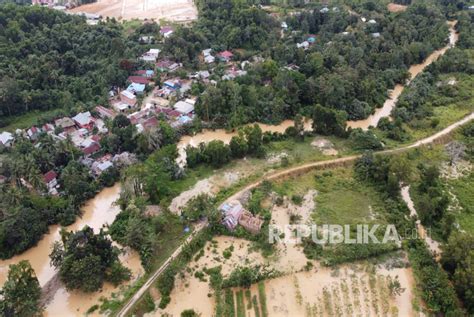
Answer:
69, 0, 197, 21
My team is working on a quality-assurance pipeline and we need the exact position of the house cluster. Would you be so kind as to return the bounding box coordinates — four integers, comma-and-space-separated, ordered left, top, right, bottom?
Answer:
219, 201, 264, 235
297, 34, 317, 50
0, 106, 131, 194
155, 77, 191, 99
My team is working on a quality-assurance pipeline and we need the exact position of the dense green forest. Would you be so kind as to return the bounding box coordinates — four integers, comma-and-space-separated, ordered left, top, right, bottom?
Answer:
0, 5, 140, 123
158, 0, 452, 127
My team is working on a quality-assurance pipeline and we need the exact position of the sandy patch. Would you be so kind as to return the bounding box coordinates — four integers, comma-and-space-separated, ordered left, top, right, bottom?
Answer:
401, 186, 441, 259
387, 3, 408, 12
440, 160, 472, 180
168, 171, 247, 214
311, 138, 338, 156
69, 0, 197, 22
269, 190, 318, 273
267, 152, 289, 165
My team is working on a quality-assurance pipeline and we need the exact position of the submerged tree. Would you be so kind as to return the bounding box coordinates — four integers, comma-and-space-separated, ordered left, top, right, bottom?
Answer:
0, 260, 42, 317
50, 226, 130, 292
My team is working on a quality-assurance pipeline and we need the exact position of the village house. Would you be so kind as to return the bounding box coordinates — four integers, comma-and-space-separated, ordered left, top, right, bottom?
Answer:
128, 109, 148, 125
27, 126, 41, 141
0, 131, 14, 147
134, 70, 155, 78
127, 83, 146, 95
128, 76, 151, 85
72, 111, 95, 129
120, 90, 137, 106
173, 99, 195, 116
55, 117, 76, 133
202, 48, 215, 64
163, 79, 182, 90
92, 159, 113, 176
140, 48, 161, 62
159, 26, 174, 38
219, 201, 263, 234
82, 142, 101, 157
113, 102, 132, 113
156, 60, 181, 72
142, 116, 159, 130
139, 35, 155, 44
307, 34, 317, 43
42, 123, 55, 133
217, 50, 233, 62
69, 128, 89, 147
155, 87, 175, 99
191, 70, 210, 80
239, 210, 264, 235
222, 67, 247, 80
43, 170, 58, 195
96, 105, 116, 119
297, 41, 310, 49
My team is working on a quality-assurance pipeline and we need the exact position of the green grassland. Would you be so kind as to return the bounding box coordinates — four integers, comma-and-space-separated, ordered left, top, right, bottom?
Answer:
273, 167, 388, 225
449, 172, 474, 234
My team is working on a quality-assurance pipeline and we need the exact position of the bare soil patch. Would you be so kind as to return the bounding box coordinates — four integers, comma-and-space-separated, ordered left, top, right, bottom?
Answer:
69, 0, 197, 22
387, 3, 408, 13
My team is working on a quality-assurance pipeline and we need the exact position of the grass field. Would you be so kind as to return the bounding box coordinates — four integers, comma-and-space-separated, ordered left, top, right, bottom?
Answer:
0, 109, 62, 131
448, 171, 474, 234
273, 167, 388, 225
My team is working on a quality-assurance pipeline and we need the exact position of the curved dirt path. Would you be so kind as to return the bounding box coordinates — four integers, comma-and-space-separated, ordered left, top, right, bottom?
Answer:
116, 112, 473, 317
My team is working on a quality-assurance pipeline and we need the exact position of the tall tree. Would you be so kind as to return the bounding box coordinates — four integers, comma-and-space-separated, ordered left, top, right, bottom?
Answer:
0, 260, 42, 317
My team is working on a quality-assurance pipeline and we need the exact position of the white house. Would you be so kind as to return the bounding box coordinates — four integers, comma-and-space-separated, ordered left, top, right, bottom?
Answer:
297, 41, 310, 49
141, 48, 161, 62
204, 55, 215, 64
174, 100, 195, 115
0, 132, 14, 147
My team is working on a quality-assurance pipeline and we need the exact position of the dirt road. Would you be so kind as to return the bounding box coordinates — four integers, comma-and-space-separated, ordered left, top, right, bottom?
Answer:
116, 112, 473, 317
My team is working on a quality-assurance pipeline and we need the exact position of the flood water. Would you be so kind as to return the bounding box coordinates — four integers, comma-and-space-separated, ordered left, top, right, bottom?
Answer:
0, 21, 458, 316
0, 184, 144, 315
347, 21, 458, 130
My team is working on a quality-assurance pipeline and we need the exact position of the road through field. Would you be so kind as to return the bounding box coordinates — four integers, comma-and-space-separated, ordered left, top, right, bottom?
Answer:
116, 112, 474, 317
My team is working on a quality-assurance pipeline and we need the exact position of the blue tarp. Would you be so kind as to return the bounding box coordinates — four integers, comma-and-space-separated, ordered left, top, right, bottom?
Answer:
127, 83, 146, 93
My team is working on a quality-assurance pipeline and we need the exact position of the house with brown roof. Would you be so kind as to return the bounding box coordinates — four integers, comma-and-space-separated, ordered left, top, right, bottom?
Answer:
82, 142, 101, 157
96, 106, 117, 119
219, 201, 263, 234
128, 76, 151, 85
238, 210, 263, 234
55, 117, 76, 133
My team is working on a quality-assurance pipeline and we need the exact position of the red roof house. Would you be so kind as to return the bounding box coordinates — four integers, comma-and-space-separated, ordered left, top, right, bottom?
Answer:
43, 171, 57, 184
142, 117, 159, 130
82, 142, 101, 156
128, 76, 151, 85
217, 50, 233, 62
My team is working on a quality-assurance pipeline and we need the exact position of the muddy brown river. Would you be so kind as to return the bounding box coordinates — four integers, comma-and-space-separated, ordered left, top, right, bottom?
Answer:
0, 21, 458, 316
